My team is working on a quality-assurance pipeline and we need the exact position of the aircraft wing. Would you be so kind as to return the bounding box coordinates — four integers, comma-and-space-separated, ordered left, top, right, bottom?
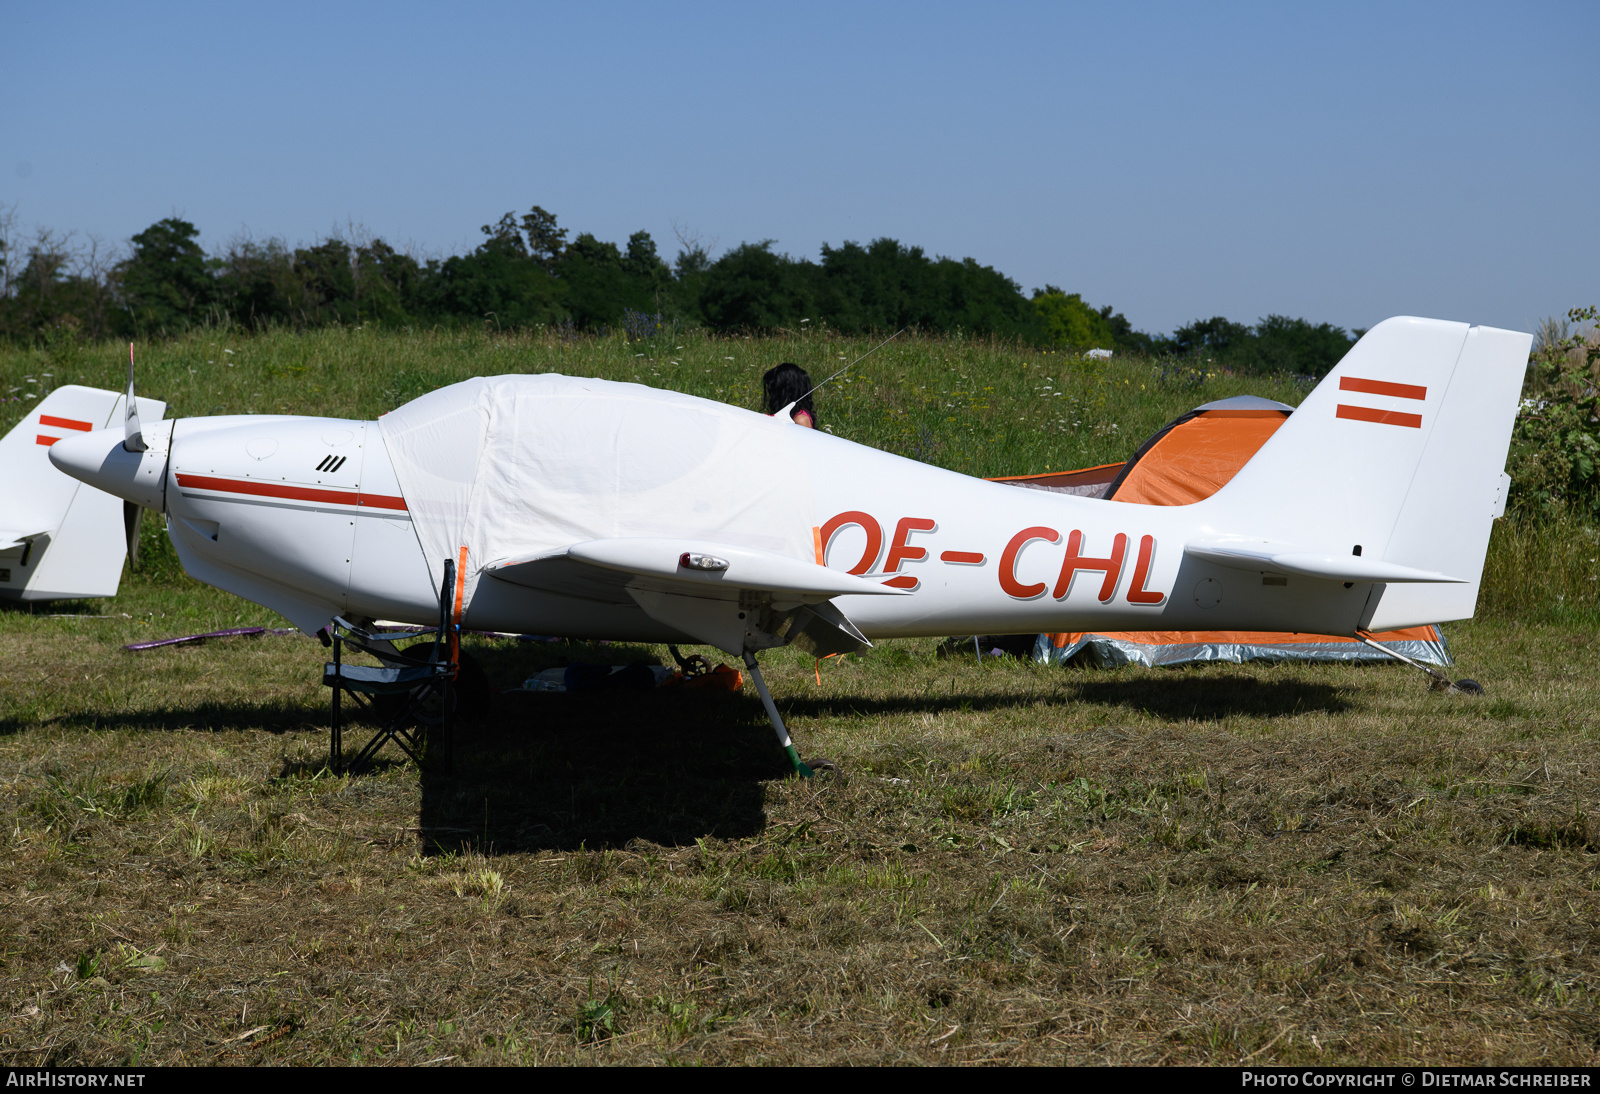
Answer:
1185, 538, 1466, 583
485, 537, 907, 656
487, 537, 909, 601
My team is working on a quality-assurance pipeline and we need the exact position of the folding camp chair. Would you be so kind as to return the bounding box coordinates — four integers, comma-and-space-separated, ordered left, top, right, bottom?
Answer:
325, 558, 459, 774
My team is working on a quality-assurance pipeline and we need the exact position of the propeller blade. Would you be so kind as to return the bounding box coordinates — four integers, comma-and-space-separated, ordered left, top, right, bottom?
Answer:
124, 342, 147, 453
123, 500, 144, 568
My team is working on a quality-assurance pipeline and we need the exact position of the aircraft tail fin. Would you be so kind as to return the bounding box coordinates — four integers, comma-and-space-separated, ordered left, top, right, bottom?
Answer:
1, 385, 167, 601
1201, 316, 1530, 629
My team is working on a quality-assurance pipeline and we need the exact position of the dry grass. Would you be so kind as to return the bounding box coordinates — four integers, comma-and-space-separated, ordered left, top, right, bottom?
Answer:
3, 607, 1599, 1065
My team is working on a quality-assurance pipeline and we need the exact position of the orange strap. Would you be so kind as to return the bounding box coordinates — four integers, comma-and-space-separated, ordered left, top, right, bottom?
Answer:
449, 545, 467, 672
814, 652, 838, 685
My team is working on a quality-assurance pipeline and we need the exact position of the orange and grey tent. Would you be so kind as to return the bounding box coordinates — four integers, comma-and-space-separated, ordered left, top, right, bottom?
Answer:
989, 395, 1453, 668
1030, 625, 1450, 669
992, 394, 1292, 504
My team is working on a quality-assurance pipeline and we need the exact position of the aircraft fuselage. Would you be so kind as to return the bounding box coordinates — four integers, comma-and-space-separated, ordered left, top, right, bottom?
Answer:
75, 411, 1371, 642
49, 318, 1531, 648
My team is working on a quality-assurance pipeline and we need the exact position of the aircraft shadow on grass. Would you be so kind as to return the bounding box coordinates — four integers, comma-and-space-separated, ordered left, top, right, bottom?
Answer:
404, 671, 1355, 856
1065, 675, 1353, 719
0, 598, 104, 617
0, 701, 324, 738
414, 689, 780, 854
766, 674, 1352, 722
0, 646, 1354, 851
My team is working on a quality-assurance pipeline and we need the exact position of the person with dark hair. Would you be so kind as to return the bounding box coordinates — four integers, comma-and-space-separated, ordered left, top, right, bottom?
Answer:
762, 362, 816, 428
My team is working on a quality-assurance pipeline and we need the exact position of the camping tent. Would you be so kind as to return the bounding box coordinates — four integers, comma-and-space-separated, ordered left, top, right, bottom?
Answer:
989, 395, 1453, 668
1030, 626, 1450, 669
993, 394, 1292, 504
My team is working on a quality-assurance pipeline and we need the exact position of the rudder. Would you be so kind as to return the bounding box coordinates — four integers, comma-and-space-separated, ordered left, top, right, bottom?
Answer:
1200, 317, 1529, 627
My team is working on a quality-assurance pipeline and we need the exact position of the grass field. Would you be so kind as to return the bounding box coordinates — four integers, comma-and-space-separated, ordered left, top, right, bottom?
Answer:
0, 322, 1314, 479
2, 327, 1597, 1065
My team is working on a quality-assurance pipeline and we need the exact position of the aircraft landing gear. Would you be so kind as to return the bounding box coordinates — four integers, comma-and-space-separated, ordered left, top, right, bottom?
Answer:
1355, 631, 1484, 695
742, 651, 815, 778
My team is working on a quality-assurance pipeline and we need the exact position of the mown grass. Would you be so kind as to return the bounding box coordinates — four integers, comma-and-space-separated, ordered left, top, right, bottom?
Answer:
4, 618, 1600, 1065
2, 327, 1598, 1065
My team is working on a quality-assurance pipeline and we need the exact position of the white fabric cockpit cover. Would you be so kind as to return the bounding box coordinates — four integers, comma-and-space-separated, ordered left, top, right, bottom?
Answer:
377, 374, 817, 609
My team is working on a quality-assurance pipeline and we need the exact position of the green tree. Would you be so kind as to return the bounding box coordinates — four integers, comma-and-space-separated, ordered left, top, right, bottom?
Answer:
419, 212, 564, 329
1092, 302, 1156, 354
1170, 316, 1252, 358
118, 218, 212, 334
669, 238, 715, 324
1165, 314, 1354, 376
521, 206, 567, 274
553, 230, 672, 329
1031, 287, 1117, 349
1245, 315, 1354, 376
352, 239, 421, 323
3, 236, 71, 340
818, 238, 932, 331
558, 233, 629, 329
479, 212, 528, 259
623, 231, 672, 299
922, 256, 1040, 339
293, 238, 357, 325
0, 229, 115, 344
1508, 306, 1600, 516
697, 241, 818, 330
813, 238, 1041, 338
212, 236, 309, 329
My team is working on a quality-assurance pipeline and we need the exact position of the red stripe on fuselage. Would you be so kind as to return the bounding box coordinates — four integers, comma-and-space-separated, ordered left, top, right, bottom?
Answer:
39, 415, 94, 431
176, 473, 408, 511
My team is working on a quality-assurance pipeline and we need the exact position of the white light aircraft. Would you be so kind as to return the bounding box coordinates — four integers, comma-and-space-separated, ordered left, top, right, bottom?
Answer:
49, 317, 1528, 771
2, 384, 165, 602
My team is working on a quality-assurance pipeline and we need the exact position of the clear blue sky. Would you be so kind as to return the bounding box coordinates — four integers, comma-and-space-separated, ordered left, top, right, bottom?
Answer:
4, 0, 1595, 337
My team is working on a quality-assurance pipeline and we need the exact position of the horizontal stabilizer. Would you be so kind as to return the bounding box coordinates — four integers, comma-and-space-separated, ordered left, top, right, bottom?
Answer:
1185, 539, 1466, 584
488, 537, 910, 602
0, 529, 50, 549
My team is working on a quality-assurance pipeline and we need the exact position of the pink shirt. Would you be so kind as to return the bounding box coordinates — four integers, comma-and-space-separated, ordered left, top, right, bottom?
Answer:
767, 409, 815, 428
